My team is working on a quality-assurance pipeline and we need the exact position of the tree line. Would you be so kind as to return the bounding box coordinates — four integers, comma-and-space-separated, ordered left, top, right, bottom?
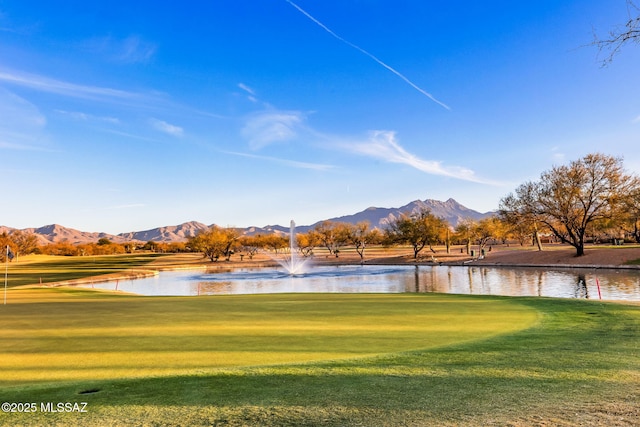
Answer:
185, 211, 537, 263
0, 233, 188, 262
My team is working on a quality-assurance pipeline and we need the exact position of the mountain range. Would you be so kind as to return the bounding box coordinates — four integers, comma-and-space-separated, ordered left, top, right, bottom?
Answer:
1, 198, 493, 244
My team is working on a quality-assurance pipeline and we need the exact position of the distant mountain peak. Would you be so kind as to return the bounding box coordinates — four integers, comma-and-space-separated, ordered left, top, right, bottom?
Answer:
2, 198, 491, 244
293, 198, 490, 233
117, 221, 209, 242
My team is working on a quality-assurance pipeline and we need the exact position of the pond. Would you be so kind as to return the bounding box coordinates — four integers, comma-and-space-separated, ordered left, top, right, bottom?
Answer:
82, 264, 640, 302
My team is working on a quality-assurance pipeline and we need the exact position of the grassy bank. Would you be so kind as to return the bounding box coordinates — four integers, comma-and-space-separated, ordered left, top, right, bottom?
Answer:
0, 289, 638, 426
2, 253, 174, 288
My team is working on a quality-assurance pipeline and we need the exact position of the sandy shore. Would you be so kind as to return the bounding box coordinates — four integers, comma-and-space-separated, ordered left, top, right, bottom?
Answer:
469, 245, 640, 269
165, 244, 640, 271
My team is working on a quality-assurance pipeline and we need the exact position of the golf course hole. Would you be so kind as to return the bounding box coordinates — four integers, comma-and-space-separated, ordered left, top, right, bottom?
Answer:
78, 388, 101, 395
0, 293, 540, 384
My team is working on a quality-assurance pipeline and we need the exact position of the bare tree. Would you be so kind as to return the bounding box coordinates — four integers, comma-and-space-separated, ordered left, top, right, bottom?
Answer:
617, 177, 640, 242
297, 230, 320, 257
593, 0, 640, 64
344, 221, 380, 263
499, 182, 545, 251
314, 221, 350, 257
500, 153, 637, 256
237, 236, 260, 259
474, 217, 504, 252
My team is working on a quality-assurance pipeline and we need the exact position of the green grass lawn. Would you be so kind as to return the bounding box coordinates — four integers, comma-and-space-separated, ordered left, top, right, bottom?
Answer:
1, 253, 173, 287
0, 288, 638, 426
0, 289, 536, 384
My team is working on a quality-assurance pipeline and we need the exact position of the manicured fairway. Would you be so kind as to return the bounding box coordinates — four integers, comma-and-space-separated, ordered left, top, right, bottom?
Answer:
0, 288, 536, 384
0, 289, 638, 426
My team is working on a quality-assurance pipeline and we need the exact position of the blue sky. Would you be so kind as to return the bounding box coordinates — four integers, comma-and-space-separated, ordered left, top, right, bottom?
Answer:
1, 1, 639, 234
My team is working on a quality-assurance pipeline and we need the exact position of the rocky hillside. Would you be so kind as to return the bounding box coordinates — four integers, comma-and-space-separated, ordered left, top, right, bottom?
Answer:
6, 224, 126, 245
1, 198, 492, 244
117, 221, 209, 242
298, 198, 492, 232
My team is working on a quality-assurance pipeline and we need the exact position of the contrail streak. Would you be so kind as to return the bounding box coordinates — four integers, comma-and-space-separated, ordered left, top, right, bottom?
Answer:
285, 0, 450, 110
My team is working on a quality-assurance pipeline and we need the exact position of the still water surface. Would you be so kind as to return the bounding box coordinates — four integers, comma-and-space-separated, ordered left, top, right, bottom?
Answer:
83, 265, 640, 301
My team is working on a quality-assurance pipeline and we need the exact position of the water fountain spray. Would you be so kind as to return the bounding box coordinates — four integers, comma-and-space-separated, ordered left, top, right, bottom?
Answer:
278, 220, 309, 275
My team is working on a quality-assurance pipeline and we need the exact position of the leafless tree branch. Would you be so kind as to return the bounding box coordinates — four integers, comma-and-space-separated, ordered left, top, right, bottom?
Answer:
592, 0, 640, 65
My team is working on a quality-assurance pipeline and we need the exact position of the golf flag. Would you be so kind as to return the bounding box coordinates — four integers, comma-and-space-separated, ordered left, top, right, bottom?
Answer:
4, 245, 10, 305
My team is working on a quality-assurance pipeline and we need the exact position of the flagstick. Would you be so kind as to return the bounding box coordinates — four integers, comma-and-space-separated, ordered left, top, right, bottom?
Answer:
4, 246, 8, 305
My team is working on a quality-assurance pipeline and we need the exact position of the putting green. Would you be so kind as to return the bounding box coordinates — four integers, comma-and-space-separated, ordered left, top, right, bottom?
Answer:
0, 288, 538, 386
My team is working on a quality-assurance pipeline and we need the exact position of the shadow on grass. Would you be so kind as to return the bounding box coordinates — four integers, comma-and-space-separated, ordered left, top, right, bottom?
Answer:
1, 297, 638, 426
7, 358, 638, 426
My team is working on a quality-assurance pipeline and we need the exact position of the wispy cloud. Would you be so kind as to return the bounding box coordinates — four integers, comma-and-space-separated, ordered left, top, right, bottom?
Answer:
285, 0, 450, 110
242, 110, 304, 149
0, 67, 151, 102
149, 118, 184, 137
100, 128, 161, 143
344, 131, 499, 184
550, 146, 565, 162
238, 82, 258, 103
0, 140, 49, 151
239, 105, 493, 183
238, 83, 255, 96
116, 36, 156, 63
55, 109, 120, 124
223, 150, 334, 171
82, 35, 157, 64
633, 115, 640, 124
0, 67, 228, 123
0, 88, 49, 150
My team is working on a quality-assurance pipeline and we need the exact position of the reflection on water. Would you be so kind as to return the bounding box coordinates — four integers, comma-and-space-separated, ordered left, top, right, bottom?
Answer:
412, 267, 640, 301
82, 265, 640, 301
